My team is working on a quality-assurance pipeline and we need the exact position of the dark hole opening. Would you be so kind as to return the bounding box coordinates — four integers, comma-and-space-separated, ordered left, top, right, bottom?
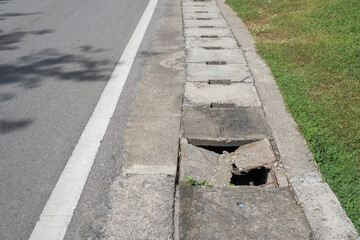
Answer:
231, 167, 269, 186
208, 79, 232, 85
197, 18, 212, 20
199, 145, 239, 154
195, 11, 208, 13
201, 35, 219, 38
206, 61, 226, 65
203, 46, 223, 50
199, 26, 214, 28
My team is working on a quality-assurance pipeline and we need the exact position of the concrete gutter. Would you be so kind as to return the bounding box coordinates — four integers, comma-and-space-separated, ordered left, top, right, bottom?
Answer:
215, 0, 359, 239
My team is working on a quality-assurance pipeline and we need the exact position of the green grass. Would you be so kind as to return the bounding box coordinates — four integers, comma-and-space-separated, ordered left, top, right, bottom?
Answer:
226, 0, 360, 231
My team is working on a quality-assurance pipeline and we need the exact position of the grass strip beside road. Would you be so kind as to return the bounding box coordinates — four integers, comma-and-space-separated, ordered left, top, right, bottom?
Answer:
226, 0, 360, 231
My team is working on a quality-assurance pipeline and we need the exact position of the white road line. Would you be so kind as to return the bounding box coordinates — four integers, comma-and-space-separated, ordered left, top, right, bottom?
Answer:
29, 0, 158, 239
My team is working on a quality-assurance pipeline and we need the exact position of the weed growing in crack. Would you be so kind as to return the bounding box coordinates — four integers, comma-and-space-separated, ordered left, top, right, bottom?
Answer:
185, 176, 213, 188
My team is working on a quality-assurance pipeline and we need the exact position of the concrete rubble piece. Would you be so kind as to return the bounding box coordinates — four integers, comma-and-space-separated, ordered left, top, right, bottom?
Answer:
230, 138, 276, 171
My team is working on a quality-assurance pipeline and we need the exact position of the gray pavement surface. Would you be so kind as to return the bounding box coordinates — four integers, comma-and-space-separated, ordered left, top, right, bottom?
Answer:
0, 0, 149, 239
65, 0, 184, 238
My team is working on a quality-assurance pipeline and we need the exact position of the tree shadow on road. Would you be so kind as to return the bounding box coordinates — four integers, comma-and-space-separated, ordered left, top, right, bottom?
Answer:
0, 47, 111, 88
0, 119, 33, 134
0, 29, 52, 51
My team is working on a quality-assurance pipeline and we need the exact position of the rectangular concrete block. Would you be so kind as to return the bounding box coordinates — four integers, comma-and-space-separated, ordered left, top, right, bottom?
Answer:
182, 6, 221, 13
182, 1, 216, 6
106, 174, 175, 239
184, 82, 261, 107
187, 63, 253, 83
184, 18, 229, 28
186, 36, 238, 49
178, 186, 314, 240
183, 12, 224, 19
187, 48, 246, 63
183, 0, 216, 2
182, 106, 272, 141
291, 173, 358, 240
184, 27, 232, 37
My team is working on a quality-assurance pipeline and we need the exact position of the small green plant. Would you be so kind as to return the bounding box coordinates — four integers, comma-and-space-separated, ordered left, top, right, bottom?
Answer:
185, 176, 213, 188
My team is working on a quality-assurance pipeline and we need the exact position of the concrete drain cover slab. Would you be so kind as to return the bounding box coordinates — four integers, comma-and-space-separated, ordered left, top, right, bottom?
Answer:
187, 48, 246, 63
184, 27, 232, 37
183, 1, 217, 7
186, 37, 238, 49
184, 82, 261, 107
187, 63, 253, 83
182, 6, 221, 14
183, 12, 225, 19
184, 18, 229, 28
178, 186, 314, 240
182, 106, 271, 140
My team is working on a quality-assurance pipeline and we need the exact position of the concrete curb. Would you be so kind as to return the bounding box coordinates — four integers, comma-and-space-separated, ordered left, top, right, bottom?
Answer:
215, 0, 359, 239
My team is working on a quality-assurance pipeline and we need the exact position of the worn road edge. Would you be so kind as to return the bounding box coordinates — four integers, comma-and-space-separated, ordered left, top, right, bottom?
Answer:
215, 0, 359, 239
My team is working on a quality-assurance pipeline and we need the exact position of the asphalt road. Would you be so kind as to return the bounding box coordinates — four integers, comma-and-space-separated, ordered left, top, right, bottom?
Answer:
0, 0, 149, 239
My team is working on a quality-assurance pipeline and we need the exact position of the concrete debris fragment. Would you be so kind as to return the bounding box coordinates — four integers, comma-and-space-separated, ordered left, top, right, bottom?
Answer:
225, 138, 276, 171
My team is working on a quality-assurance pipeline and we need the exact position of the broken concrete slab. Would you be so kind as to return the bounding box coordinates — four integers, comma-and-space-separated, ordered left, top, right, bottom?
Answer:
291, 172, 359, 240
187, 48, 246, 63
182, 106, 272, 141
228, 139, 276, 171
105, 174, 175, 240
186, 36, 238, 49
178, 185, 314, 240
187, 63, 253, 83
184, 18, 229, 28
184, 27, 232, 37
184, 82, 261, 107
179, 138, 232, 186
179, 138, 283, 187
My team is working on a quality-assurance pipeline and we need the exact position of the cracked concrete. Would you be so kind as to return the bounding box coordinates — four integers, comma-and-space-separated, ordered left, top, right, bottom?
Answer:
179, 139, 284, 188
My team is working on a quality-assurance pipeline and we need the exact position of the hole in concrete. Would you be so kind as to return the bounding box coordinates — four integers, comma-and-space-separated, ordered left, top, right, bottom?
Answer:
199, 26, 214, 28
199, 146, 239, 154
197, 18, 212, 20
203, 46, 223, 50
208, 79, 232, 85
195, 11, 208, 13
231, 166, 270, 186
210, 103, 236, 108
206, 61, 226, 65
194, 0, 209, 2
194, 5, 206, 7
201, 35, 219, 38
187, 138, 256, 148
